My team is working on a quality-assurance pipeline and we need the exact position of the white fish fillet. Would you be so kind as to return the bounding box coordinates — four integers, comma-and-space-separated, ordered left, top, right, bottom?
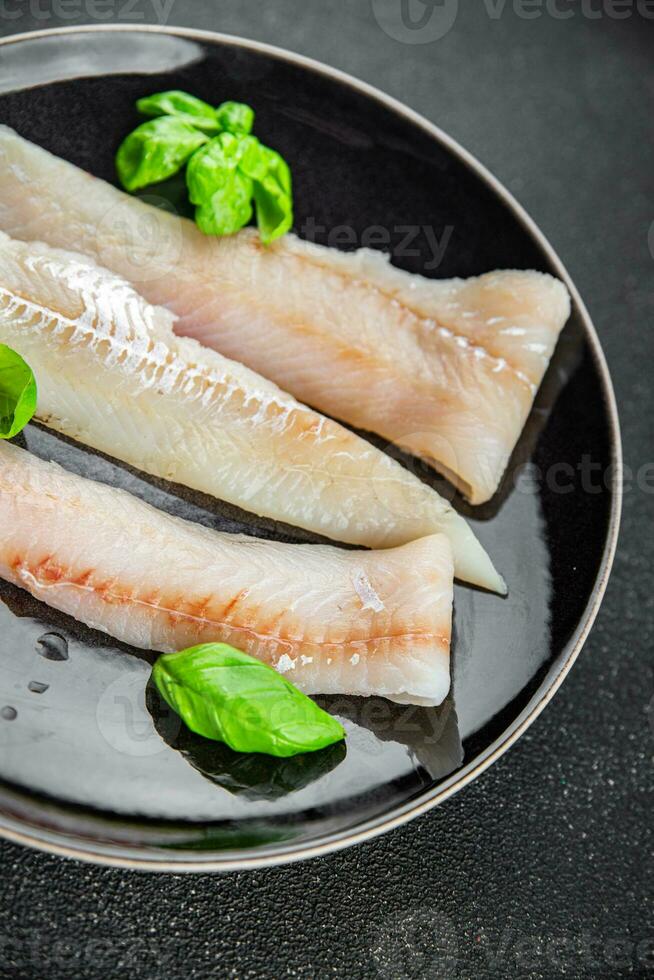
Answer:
0, 231, 503, 593
0, 125, 570, 504
0, 441, 454, 705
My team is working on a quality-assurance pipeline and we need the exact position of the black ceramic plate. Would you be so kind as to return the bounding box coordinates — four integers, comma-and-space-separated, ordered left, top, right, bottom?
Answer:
0, 26, 621, 871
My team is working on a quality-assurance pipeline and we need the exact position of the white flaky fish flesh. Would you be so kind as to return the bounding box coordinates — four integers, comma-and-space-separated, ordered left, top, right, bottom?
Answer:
0, 441, 454, 705
0, 126, 570, 504
0, 231, 504, 592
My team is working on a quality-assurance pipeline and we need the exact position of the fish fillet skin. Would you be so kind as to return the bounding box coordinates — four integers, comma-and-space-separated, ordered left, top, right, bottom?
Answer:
0, 126, 570, 504
0, 440, 454, 705
0, 232, 503, 594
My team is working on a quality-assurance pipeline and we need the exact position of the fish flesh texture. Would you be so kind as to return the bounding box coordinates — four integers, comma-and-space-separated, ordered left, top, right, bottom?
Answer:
0, 231, 503, 593
0, 440, 454, 705
0, 126, 570, 504
0, 128, 569, 504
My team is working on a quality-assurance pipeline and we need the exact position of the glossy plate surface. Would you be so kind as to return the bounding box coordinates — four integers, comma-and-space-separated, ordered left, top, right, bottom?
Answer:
0, 26, 621, 870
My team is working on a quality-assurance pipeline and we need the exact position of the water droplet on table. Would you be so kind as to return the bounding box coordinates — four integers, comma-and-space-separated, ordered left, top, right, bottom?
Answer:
28, 681, 49, 695
36, 633, 69, 662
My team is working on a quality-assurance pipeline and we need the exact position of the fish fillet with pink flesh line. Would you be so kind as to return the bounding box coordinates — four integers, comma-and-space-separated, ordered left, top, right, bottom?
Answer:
0, 440, 454, 705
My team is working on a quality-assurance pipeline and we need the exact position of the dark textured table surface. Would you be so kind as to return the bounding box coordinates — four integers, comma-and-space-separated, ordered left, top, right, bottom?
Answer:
0, 3, 652, 979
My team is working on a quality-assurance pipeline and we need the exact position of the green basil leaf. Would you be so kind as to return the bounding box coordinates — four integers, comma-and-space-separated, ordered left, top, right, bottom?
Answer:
234, 139, 293, 242
147, 680, 346, 800
116, 117, 209, 192
186, 134, 255, 237
0, 344, 37, 439
152, 643, 346, 757
265, 146, 293, 195
237, 134, 273, 182
252, 147, 293, 243
215, 100, 255, 135
195, 172, 254, 236
136, 90, 221, 134
185, 132, 243, 205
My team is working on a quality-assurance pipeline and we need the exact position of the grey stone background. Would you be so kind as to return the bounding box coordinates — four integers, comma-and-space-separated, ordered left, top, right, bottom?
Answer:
0, 2, 652, 978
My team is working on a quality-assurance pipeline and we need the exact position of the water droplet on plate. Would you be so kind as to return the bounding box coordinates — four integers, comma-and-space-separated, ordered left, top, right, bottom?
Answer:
1, 706, 17, 721
28, 681, 49, 695
36, 632, 69, 662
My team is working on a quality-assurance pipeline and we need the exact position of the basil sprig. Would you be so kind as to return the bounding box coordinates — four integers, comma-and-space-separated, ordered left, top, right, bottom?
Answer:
116, 89, 293, 243
0, 344, 37, 439
152, 643, 345, 758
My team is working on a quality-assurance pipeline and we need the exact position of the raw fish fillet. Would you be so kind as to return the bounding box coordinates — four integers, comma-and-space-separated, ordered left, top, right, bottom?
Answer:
0, 126, 570, 503
0, 231, 503, 593
0, 441, 454, 705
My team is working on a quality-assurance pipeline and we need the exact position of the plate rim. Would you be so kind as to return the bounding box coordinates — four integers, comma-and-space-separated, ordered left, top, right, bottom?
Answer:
0, 22, 623, 872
